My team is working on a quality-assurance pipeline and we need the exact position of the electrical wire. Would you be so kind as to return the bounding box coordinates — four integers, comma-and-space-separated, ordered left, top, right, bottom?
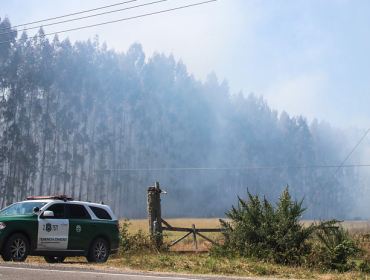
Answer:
0, 0, 219, 45
95, 164, 370, 171
0, 0, 169, 37
0, 0, 138, 31
305, 128, 370, 210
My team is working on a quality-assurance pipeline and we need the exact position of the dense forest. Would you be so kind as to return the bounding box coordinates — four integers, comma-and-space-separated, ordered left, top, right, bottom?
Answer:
0, 17, 368, 219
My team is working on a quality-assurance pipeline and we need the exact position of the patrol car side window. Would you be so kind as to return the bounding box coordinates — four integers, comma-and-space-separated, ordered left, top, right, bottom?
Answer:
89, 206, 112, 220
67, 204, 91, 219
41, 203, 65, 219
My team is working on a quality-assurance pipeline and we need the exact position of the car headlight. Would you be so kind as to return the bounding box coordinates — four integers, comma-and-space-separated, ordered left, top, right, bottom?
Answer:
0, 223, 5, 230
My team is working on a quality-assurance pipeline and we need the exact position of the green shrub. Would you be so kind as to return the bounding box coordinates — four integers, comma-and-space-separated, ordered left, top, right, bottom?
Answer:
219, 186, 346, 265
315, 222, 358, 265
301, 226, 359, 271
331, 262, 356, 272
302, 244, 334, 270
119, 218, 132, 252
220, 187, 313, 256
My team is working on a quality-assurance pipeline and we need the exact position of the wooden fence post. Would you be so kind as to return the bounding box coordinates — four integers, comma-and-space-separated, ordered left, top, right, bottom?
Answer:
155, 182, 163, 235
147, 182, 164, 245
192, 224, 198, 253
147, 186, 157, 236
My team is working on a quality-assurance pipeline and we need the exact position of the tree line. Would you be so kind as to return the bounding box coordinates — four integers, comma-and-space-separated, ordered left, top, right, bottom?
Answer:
0, 17, 366, 219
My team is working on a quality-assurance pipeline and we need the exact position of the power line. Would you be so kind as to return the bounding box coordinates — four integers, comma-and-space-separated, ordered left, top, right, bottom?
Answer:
305, 127, 370, 210
95, 164, 370, 171
0, 0, 138, 31
0, 0, 169, 37
275, 127, 370, 250
0, 0, 219, 45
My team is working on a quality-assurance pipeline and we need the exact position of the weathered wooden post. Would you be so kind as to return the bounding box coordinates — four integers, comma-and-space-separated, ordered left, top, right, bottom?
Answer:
192, 224, 198, 253
147, 185, 157, 236
154, 182, 163, 235
147, 182, 166, 245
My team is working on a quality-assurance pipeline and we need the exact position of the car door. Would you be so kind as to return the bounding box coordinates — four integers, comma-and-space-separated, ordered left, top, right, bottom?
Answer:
66, 204, 94, 251
37, 203, 69, 250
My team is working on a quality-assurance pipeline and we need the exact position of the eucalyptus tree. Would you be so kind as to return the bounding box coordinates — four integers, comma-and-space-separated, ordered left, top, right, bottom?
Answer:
0, 22, 39, 205
0, 17, 16, 62
32, 28, 58, 196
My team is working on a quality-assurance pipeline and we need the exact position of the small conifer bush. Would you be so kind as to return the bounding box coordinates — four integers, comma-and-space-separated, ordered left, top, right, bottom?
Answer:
219, 186, 346, 264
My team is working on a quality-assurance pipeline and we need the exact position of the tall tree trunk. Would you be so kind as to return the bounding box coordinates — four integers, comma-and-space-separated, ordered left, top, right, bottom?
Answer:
63, 135, 70, 195
39, 92, 50, 195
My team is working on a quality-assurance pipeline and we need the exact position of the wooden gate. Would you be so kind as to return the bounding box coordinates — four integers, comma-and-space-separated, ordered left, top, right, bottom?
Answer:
147, 182, 223, 252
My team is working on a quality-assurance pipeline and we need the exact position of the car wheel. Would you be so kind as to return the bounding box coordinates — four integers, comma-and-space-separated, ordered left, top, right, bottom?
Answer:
44, 256, 66, 263
2, 233, 29, 262
86, 238, 109, 263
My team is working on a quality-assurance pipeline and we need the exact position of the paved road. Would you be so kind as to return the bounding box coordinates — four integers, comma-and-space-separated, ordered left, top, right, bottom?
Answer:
0, 262, 286, 280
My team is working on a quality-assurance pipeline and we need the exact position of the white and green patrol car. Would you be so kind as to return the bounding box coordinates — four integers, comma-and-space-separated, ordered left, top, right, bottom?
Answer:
0, 195, 120, 263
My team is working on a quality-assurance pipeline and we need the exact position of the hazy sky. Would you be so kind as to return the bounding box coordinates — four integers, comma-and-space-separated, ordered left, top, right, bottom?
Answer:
1, 0, 370, 129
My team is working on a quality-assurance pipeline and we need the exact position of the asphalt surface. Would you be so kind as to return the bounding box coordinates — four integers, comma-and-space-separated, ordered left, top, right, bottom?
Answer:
0, 262, 290, 280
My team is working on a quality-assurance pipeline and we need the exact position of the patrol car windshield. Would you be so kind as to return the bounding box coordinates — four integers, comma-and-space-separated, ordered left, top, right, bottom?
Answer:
0, 202, 48, 215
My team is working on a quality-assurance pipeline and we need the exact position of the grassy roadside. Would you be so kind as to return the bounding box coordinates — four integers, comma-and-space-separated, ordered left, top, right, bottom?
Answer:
21, 253, 369, 279
109, 218, 370, 279
109, 252, 370, 279
19, 219, 370, 279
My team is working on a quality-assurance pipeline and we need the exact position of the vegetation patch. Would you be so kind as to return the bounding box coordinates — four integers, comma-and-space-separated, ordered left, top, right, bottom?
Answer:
105, 188, 370, 279
20, 215, 370, 279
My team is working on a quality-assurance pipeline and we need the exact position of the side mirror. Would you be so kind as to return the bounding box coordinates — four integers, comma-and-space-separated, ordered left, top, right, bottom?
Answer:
43, 210, 54, 217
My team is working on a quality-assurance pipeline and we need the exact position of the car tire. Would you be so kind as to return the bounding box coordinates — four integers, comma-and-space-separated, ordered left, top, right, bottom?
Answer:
86, 238, 110, 263
44, 256, 66, 263
1, 233, 29, 262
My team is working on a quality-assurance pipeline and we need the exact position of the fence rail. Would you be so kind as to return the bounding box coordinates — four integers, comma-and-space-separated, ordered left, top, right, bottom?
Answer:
147, 182, 224, 253
162, 218, 224, 252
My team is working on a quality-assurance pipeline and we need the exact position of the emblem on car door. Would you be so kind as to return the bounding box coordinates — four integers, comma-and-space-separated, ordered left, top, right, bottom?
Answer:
45, 223, 52, 232
76, 225, 81, 233
43, 223, 59, 232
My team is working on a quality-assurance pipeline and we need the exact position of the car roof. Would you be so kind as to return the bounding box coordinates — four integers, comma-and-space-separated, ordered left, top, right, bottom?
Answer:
22, 198, 117, 220
24, 196, 112, 209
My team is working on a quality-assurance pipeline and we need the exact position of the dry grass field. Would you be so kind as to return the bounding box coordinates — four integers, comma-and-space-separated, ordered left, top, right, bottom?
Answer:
125, 218, 370, 252
342, 220, 370, 235
302, 220, 370, 235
